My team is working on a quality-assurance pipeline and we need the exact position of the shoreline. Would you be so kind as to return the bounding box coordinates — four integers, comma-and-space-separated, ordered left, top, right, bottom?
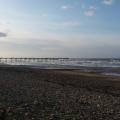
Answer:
1, 64, 120, 77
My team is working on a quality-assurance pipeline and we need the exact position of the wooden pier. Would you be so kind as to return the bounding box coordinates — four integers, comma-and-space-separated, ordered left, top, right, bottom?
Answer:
0, 58, 70, 63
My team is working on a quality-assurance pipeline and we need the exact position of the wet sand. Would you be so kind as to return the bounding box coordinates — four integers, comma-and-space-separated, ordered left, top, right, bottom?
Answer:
0, 66, 119, 119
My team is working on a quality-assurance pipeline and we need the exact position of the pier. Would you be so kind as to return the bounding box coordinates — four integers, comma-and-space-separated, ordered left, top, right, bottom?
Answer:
0, 58, 70, 63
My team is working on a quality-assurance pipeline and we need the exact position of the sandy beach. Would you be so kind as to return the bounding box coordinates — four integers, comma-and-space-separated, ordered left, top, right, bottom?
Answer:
0, 66, 119, 119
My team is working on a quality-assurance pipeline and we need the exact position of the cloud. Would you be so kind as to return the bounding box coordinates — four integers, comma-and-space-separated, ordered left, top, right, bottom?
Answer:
61, 5, 73, 11
0, 32, 7, 37
84, 6, 96, 17
103, 0, 113, 5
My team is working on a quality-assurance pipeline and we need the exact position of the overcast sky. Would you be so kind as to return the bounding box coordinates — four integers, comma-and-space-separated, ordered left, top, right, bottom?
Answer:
0, 0, 119, 57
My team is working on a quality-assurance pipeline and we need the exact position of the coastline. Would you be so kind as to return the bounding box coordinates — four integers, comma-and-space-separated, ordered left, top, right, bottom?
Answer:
0, 65, 119, 119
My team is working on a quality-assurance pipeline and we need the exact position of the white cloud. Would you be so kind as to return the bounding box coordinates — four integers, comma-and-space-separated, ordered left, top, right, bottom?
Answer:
103, 0, 113, 5
61, 5, 73, 11
84, 6, 96, 17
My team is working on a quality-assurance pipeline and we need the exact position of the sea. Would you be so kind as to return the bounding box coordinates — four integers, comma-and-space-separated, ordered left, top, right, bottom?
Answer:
1, 58, 120, 76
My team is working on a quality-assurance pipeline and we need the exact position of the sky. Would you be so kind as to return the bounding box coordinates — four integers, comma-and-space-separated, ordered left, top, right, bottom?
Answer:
0, 0, 120, 58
